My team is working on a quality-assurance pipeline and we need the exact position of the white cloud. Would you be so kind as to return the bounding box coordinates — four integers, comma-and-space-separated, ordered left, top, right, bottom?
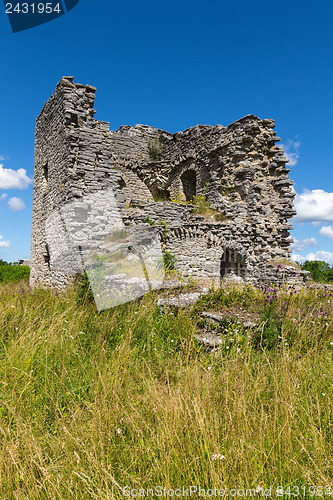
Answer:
293, 189, 333, 222
8, 197, 26, 211
291, 253, 306, 263
291, 250, 333, 266
0, 164, 32, 190
0, 193, 7, 201
319, 225, 333, 239
0, 156, 5, 161
304, 251, 333, 266
280, 139, 301, 167
0, 236, 11, 249
291, 237, 317, 252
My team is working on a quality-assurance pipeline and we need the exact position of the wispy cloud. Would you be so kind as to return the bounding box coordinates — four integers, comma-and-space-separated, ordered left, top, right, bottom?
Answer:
8, 197, 26, 211
280, 139, 301, 167
0, 236, 11, 249
0, 193, 8, 201
0, 164, 32, 190
319, 225, 333, 239
293, 189, 333, 222
291, 237, 317, 252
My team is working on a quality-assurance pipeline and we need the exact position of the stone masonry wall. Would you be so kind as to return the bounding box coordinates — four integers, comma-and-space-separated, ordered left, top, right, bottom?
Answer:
30, 77, 305, 289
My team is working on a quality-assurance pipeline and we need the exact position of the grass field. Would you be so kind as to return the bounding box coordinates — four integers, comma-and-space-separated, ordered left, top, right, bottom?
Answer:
0, 280, 333, 499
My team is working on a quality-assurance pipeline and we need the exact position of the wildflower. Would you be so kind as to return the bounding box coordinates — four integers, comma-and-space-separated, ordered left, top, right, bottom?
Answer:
322, 393, 326, 396
226, 346, 229, 350
207, 366, 211, 370
171, 339, 174, 343
330, 342, 333, 346
11, 305, 15, 309
212, 454, 225, 460
278, 264, 283, 269
116, 428, 122, 434
299, 355, 302, 359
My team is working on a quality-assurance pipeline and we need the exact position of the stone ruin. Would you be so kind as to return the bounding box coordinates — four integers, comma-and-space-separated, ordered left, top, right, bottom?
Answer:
30, 76, 307, 294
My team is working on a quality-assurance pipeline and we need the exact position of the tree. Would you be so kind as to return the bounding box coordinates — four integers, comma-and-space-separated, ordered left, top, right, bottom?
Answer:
301, 260, 333, 282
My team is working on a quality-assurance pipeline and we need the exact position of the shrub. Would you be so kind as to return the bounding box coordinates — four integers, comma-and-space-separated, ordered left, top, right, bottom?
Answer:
163, 251, 176, 272
0, 260, 30, 283
147, 137, 163, 160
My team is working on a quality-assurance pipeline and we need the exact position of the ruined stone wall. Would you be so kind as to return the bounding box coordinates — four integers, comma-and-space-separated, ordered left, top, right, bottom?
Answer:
30, 77, 304, 289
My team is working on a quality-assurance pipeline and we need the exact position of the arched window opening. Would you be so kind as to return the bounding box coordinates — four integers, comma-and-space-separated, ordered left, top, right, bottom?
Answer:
118, 177, 126, 189
221, 248, 246, 280
181, 170, 196, 202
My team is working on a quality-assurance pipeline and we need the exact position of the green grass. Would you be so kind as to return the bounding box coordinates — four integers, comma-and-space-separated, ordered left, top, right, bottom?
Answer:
0, 281, 333, 498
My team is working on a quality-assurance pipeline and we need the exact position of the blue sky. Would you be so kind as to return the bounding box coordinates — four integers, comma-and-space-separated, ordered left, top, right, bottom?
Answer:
0, 0, 333, 263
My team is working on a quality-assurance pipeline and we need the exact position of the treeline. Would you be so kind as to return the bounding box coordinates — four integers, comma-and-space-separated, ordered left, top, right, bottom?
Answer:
300, 260, 333, 283
0, 259, 30, 283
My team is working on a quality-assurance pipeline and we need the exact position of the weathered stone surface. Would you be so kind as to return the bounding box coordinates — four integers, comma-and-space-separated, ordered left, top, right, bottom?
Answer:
30, 77, 305, 290
201, 311, 258, 329
157, 292, 207, 309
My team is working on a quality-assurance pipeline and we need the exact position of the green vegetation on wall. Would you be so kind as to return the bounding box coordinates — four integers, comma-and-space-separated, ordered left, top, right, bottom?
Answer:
147, 137, 163, 160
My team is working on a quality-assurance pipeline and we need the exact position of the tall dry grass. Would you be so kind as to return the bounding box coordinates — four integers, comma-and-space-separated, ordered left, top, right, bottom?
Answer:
0, 281, 332, 498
